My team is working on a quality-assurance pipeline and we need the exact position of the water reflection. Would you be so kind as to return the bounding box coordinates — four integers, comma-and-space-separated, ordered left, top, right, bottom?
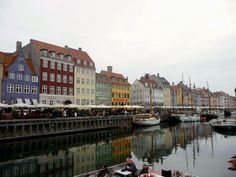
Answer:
1, 123, 236, 177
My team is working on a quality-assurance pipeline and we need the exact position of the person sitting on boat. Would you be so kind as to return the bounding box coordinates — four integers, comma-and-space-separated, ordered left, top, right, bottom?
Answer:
139, 164, 151, 176
122, 158, 137, 175
97, 165, 110, 177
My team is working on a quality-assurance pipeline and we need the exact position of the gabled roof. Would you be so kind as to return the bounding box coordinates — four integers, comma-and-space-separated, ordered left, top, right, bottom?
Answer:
139, 78, 161, 89
100, 70, 125, 80
96, 73, 112, 84
0, 52, 36, 77
30, 39, 95, 69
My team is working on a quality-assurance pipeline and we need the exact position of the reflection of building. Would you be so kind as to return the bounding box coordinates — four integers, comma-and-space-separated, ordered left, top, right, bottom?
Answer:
38, 150, 74, 177
112, 138, 131, 163
0, 158, 37, 177
72, 144, 96, 175
96, 142, 112, 168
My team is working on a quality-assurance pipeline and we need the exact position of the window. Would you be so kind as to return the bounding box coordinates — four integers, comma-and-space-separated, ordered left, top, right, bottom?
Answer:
42, 100, 46, 104
43, 60, 48, 68
57, 63, 61, 70
16, 85, 22, 93
18, 64, 24, 71
50, 73, 55, 82
50, 100, 54, 105
7, 84, 14, 93
86, 69, 90, 75
32, 76, 38, 83
91, 99, 94, 105
77, 59, 81, 64
50, 61, 55, 69
81, 99, 85, 105
86, 89, 90, 95
42, 72, 48, 81
91, 89, 94, 95
86, 79, 90, 85
50, 86, 55, 94
82, 68, 85, 74
82, 78, 85, 84
24, 85, 30, 94
76, 99, 80, 105
89, 62, 93, 67
82, 88, 85, 94
76, 88, 80, 94
56, 87, 61, 95
69, 66, 73, 72
91, 70, 94, 76
24, 75, 30, 81
9, 72, 15, 79
63, 64, 67, 71
63, 75, 67, 83
69, 88, 73, 95
31, 86, 37, 94
51, 52, 56, 57
76, 67, 80, 73
17, 74, 23, 80
76, 77, 80, 84
42, 85, 47, 94
63, 87, 67, 95
91, 80, 94, 85
84, 61, 87, 66
57, 74, 61, 83
69, 76, 73, 84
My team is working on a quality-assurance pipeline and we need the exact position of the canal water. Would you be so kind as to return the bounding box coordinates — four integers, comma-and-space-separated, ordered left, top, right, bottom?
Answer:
0, 122, 235, 177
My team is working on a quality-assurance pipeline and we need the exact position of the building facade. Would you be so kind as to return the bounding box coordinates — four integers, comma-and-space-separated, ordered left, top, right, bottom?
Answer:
1, 52, 39, 104
101, 66, 130, 106
131, 74, 163, 110
95, 73, 112, 105
73, 49, 96, 106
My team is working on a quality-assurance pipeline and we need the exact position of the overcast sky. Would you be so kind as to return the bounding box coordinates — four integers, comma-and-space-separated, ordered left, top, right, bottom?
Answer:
0, 0, 236, 95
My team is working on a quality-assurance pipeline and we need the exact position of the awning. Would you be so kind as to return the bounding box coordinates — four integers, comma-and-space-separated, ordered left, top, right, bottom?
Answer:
25, 99, 31, 105
16, 98, 23, 104
32, 99, 38, 105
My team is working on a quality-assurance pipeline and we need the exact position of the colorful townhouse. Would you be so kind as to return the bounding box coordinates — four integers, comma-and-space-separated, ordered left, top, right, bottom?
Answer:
131, 74, 163, 109
72, 48, 96, 106
1, 51, 39, 104
95, 73, 112, 105
100, 66, 130, 106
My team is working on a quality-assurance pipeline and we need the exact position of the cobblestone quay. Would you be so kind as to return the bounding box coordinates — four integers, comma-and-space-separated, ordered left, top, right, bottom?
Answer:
0, 115, 132, 141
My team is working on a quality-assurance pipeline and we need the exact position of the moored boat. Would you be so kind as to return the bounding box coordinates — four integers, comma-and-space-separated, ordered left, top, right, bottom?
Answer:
210, 119, 236, 131
132, 113, 160, 126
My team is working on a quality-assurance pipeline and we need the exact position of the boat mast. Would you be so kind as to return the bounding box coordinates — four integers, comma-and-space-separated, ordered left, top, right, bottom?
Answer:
150, 85, 154, 114
207, 81, 210, 109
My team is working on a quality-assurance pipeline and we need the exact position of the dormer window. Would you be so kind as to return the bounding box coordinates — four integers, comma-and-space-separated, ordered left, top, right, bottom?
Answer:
50, 51, 56, 58
77, 59, 81, 64
67, 55, 72, 61
40, 49, 48, 56
84, 61, 87, 66
89, 62, 93, 67
58, 53, 64, 59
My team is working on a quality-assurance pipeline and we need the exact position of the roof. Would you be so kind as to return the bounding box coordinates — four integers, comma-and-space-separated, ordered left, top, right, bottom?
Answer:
100, 70, 130, 85
96, 73, 112, 84
30, 39, 95, 69
139, 78, 161, 89
0, 52, 36, 77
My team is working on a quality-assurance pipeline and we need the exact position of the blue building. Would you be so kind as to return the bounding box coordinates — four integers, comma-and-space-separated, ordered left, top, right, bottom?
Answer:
1, 52, 39, 104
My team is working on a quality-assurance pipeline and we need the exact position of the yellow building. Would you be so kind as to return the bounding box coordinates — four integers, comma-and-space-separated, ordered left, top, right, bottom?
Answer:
73, 49, 96, 105
101, 66, 130, 106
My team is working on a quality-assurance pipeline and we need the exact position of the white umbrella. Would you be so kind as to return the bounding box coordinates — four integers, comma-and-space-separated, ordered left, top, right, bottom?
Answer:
96, 104, 112, 109
64, 104, 80, 108
12, 103, 34, 108
0, 103, 13, 108
34, 103, 52, 108
53, 104, 66, 108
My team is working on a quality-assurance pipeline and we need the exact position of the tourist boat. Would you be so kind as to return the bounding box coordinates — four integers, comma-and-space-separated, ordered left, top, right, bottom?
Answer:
228, 155, 236, 171
210, 119, 236, 131
132, 113, 160, 126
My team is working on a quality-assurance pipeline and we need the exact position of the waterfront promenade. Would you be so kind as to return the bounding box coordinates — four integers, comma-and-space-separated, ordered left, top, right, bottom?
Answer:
0, 115, 132, 141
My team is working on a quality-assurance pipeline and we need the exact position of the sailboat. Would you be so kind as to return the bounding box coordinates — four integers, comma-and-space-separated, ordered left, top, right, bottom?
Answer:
132, 87, 160, 126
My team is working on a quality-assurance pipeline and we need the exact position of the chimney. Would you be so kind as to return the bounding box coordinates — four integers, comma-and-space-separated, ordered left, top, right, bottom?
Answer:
78, 47, 82, 51
107, 66, 112, 72
172, 82, 175, 86
144, 74, 149, 79
64, 45, 68, 49
157, 73, 160, 77
16, 41, 22, 52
